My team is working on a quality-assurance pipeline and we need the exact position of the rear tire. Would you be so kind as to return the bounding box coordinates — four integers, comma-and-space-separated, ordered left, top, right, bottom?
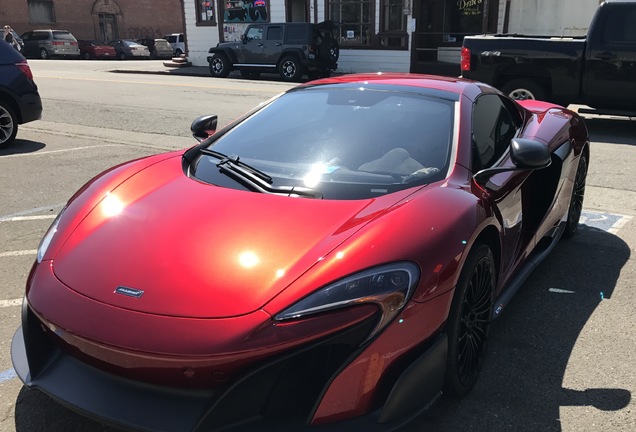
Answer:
209, 53, 231, 78
82, 52, 91, 60
279, 56, 304, 82
563, 153, 588, 239
39, 48, 49, 59
501, 78, 547, 101
443, 244, 495, 397
0, 101, 18, 148
118, 52, 127, 60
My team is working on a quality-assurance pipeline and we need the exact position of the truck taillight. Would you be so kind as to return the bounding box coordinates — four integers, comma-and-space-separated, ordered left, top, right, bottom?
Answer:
461, 47, 471, 72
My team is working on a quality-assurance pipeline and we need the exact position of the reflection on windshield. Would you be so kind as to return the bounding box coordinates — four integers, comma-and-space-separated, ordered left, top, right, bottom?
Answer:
195, 86, 456, 200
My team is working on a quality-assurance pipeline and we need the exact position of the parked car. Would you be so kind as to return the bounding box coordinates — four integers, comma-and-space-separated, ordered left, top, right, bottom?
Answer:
20, 29, 80, 59
137, 38, 174, 59
11, 73, 589, 431
163, 32, 185, 56
108, 39, 150, 60
78, 40, 116, 60
208, 21, 339, 81
0, 40, 42, 147
462, 0, 636, 113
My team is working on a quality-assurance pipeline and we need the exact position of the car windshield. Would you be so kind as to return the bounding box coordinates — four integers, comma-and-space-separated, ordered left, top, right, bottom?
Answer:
193, 85, 456, 200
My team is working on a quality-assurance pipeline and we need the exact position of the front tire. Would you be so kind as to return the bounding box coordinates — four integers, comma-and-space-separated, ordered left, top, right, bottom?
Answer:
279, 56, 304, 82
118, 52, 127, 60
444, 244, 495, 397
501, 78, 547, 101
209, 53, 231, 78
563, 153, 588, 239
0, 101, 18, 148
83, 52, 91, 60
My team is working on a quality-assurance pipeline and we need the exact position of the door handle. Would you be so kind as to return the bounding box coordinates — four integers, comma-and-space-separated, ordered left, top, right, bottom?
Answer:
257, 43, 264, 47
596, 52, 617, 61
275, 42, 282, 46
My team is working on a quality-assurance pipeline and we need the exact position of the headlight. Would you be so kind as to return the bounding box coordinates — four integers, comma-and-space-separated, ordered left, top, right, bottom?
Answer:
37, 209, 65, 263
275, 262, 420, 340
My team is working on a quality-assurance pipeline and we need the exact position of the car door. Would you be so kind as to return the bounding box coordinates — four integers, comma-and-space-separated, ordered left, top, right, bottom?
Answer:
262, 25, 284, 66
471, 93, 530, 287
237, 25, 265, 65
582, 2, 636, 110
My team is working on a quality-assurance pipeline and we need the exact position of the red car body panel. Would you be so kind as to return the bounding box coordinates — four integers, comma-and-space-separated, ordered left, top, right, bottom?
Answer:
12, 74, 590, 432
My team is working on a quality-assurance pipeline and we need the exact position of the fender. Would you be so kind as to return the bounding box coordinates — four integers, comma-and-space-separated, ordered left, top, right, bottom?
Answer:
207, 47, 238, 65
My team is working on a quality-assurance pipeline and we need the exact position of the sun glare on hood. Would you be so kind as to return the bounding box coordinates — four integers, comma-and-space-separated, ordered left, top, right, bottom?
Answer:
101, 193, 124, 217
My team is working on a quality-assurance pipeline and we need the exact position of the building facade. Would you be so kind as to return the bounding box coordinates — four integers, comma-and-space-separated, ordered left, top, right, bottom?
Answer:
182, 0, 601, 75
0, 0, 184, 42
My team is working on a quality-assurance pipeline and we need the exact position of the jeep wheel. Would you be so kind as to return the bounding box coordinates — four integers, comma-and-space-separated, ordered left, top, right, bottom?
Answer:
279, 56, 304, 82
209, 53, 231, 78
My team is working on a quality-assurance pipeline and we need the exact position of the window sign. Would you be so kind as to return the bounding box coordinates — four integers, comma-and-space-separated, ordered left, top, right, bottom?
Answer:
197, 0, 216, 25
224, 0, 269, 23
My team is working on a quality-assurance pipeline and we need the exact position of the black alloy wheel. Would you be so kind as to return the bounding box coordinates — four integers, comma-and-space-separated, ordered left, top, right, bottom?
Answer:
563, 153, 588, 238
209, 53, 231, 78
444, 244, 495, 397
0, 100, 18, 148
279, 56, 304, 82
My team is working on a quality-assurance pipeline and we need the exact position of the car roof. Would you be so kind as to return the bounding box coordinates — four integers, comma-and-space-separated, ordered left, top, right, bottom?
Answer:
301, 73, 486, 100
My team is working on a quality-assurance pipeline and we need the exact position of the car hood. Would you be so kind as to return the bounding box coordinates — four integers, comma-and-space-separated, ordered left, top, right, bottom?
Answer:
52, 155, 412, 318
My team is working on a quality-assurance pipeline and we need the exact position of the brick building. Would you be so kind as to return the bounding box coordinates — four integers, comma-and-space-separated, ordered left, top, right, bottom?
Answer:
0, 0, 184, 42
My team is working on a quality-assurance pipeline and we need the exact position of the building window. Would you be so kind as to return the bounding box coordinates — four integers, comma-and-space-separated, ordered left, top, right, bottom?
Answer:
197, 0, 217, 26
379, 0, 407, 49
329, 0, 374, 47
223, 0, 269, 23
28, 0, 55, 24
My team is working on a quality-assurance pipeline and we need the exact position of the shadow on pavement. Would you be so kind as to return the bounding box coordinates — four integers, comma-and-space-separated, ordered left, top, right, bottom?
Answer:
583, 116, 636, 146
14, 226, 631, 432
0, 139, 46, 156
404, 224, 631, 431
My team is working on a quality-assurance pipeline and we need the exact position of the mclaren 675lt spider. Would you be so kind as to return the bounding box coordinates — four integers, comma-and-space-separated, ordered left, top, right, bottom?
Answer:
12, 73, 589, 432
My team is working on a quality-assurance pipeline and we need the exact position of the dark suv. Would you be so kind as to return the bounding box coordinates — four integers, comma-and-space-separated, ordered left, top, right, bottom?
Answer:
207, 21, 339, 82
0, 40, 43, 147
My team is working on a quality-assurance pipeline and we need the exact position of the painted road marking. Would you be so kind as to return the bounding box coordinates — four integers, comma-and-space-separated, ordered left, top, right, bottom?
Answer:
579, 210, 632, 234
0, 215, 57, 222
0, 368, 17, 384
0, 144, 122, 159
0, 299, 22, 308
0, 203, 65, 221
0, 250, 37, 257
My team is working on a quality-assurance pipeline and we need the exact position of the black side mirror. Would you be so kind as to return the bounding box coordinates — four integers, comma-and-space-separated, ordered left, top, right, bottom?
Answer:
474, 138, 551, 185
190, 115, 218, 142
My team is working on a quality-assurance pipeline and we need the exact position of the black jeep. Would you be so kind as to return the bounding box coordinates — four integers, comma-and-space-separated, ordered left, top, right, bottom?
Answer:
207, 21, 339, 82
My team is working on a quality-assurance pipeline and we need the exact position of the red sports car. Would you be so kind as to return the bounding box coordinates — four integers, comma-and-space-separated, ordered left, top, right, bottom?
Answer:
11, 74, 589, 431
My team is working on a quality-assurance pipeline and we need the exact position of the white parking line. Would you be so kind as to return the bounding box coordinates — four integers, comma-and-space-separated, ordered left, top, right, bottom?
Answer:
0, 250, 37, 257
0, 215, 57, 222
0, 203, 65, 221
0, 144, 122, 159
0, 299, 22, 308
609, 215, 632, 234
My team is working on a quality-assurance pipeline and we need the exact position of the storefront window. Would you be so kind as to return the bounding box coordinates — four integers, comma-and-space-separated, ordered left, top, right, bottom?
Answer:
196, 0, 217, 25
223, 0, 269, 23
379, 0, 407, 49
329, 0, 374, 47
445, 0, 484, 36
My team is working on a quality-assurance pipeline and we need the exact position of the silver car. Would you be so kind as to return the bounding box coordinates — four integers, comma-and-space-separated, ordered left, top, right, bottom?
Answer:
20, 29, 80, 59
109, 39, 151, 60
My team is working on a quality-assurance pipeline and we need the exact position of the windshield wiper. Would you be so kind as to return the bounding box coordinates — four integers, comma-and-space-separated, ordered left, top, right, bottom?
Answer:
200, 148, 272, 183
200, 148, 322, 199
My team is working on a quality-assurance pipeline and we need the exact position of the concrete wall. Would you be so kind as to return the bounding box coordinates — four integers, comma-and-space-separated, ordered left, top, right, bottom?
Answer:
507, 0, 601, 36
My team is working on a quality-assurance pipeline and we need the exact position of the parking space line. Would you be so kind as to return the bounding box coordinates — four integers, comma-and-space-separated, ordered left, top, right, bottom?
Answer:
0, 203, 65, 221
0, 368, 16, 383
0, 298, 22, 308
1, 144, 122, 159
0, 215, 57, 222
609, 215, 632, 234
0, 250, 37, 257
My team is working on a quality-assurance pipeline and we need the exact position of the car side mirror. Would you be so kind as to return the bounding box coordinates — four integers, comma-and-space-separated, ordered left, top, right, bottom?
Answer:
474, 138, 551, 185
241, 34, 247, 43
191, 115, 218, 142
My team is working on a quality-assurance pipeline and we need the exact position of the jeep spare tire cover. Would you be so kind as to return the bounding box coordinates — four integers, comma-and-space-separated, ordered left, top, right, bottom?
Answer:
319, 37, 339, 63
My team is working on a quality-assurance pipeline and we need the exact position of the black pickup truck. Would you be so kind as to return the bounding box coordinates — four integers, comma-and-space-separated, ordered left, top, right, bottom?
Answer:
461, 0, 636, 113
